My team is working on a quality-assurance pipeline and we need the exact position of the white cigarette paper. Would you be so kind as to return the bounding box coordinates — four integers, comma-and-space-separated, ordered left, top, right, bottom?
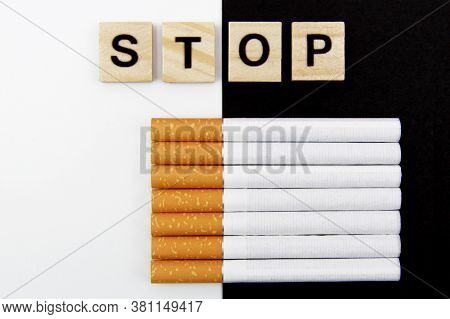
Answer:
222, 142, 401, 165
223, 188, 401, 212
222, 258, 401, 282
222, 118, 401, 142
223, 165, 401, 188
223, 211, 401, 235
222, 235, 400, 259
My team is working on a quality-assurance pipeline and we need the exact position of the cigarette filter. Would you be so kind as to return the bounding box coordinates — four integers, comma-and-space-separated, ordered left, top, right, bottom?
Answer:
151, 118, 401, 142
151, 211, 401, 236
152, 235, 401, 259
151, 142, 222, 165
152, 188, 401, 213
151, 165, 401, 189
152, 213, 223, 236
151, 258, 401, 283
151, 165, 223, 189
151, 260, 223, 283
152, 189, 223, 213
151, 118, 222, 142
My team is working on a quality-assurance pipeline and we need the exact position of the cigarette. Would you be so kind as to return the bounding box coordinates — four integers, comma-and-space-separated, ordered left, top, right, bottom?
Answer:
151, 211, 401, 236
151, 118, 401, 142
151, 188, 401, 213
151, 258, 401, 283
151, 142, 400, 165
151, 165, 401, 189
152, 235, 400, 259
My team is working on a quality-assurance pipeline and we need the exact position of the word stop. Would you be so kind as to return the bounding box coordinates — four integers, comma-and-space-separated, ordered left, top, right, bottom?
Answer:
99, 21, 344, 83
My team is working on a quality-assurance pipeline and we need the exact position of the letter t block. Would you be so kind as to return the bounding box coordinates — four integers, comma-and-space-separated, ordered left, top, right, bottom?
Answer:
162, 22, 215, 83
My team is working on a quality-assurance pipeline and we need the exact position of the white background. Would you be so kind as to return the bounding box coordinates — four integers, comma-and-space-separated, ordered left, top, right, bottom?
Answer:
0, 0, 222, 298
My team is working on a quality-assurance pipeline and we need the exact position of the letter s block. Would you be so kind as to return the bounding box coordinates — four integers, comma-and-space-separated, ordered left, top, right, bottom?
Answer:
292, 22, 345, 81
228, 22, 282, 82
162, 22, 215, 83
99, 22, 152, 82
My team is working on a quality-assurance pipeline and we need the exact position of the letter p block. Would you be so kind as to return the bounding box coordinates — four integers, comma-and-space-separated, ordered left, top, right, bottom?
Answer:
292, 22, 345, 81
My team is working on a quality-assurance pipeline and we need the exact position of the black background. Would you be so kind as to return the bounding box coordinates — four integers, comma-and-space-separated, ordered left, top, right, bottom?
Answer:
222, 0, 450, 298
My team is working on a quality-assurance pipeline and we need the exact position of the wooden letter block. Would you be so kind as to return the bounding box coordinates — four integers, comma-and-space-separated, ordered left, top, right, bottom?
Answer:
99, 22, 152, 82
228, 22, 282, 82
292, 22, 345, 81
162, 22, 215, 83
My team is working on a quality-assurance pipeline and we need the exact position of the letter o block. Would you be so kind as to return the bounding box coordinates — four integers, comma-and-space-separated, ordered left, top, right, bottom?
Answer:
292, 22, 345, 81
99, 22, 153, 82
228, 22, 282, 82
162, 22, 215, 83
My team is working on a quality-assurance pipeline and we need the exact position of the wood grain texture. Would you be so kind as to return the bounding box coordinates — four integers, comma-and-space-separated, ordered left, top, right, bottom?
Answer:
162, 22, 215, 83
228, 22, 282, 82
292, 22, 345, 81
99, 22, 152, 82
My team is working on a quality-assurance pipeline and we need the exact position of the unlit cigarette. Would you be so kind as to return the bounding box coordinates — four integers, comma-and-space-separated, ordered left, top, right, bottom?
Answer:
152, 189, 401, 213
151, 142, 400, 165
151, 165, 401, 188
151, 118, 401, 142
151, 235, 400, 259
151, 258, 401, 283
151, 211, 400, 236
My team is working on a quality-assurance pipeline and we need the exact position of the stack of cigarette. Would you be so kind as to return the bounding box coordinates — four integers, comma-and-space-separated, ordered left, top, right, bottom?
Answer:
150, 118, 402, 283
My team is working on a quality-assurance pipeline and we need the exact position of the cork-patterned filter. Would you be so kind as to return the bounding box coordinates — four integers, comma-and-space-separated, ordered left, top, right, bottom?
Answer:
151, 142, 223, 165
152, 213, 223, 236
151, 260, 223, 283
152, 189, 223, 213
152, 236, 223, 259
151, 118, 222, 142
152, 165, 223, 189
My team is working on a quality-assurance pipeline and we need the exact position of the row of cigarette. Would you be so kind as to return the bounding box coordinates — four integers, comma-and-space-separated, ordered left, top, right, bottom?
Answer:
150, 118, 402, 283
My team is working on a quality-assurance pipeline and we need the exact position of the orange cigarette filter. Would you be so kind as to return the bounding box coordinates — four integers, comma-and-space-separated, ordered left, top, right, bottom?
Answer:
151, 118, 223, 142
152, 236, 223, 260
152, 213, 223, 236
152, 189, 223, 213
151, 260, 223, 283
151, 165, 223, 189
151, 142, 223, 165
